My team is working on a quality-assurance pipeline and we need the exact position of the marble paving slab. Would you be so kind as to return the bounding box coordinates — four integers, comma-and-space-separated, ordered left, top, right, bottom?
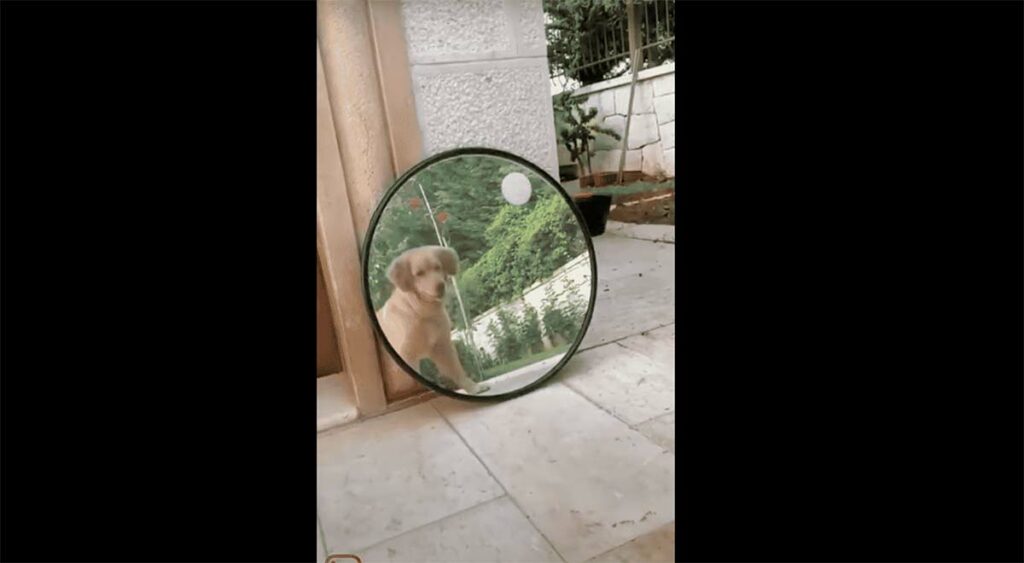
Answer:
615, 324, 675, 369
432, 384, 674, 562
604, 221, 675, 244
317, 403, 504, 554
581, 234, 675, 350
558, 340, 674, 426
357, 496, 562, 563
317, 373, 359, 432
636, 412, 675, 454
586, 522, 675, 563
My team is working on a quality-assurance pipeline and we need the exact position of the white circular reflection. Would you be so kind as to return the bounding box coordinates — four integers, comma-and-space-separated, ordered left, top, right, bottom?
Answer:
501, 172, 532, 205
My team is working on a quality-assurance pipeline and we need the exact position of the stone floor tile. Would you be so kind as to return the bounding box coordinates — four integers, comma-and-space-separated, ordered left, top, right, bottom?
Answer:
432, 384, 674, 562
558, 343, 674, 426
635, 412, 675, 454
615, 324, 675, 370
581, 235, 674, 350
317, 403, 503, 554
358, 496, 562, 563
603, 221, 675, 244
585, 522, 675, 563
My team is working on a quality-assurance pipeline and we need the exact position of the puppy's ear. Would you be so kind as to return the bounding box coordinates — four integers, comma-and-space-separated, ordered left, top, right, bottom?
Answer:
387, 253, 414, 291
435, 246, 459, 276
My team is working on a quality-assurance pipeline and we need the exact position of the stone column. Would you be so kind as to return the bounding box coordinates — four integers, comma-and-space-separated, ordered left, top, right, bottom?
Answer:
318, 0, 425, 400
317, 45, 388, 415
317, 0, 397, 243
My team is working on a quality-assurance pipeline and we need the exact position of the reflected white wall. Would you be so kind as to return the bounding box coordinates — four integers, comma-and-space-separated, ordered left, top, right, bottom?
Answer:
453, 251, 591, 356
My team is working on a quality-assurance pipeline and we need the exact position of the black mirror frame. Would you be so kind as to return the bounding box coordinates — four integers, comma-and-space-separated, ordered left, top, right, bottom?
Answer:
360, 147, 599, 402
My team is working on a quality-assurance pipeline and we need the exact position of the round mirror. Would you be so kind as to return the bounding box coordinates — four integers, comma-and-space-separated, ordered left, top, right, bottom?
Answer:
362, 148, 597, 400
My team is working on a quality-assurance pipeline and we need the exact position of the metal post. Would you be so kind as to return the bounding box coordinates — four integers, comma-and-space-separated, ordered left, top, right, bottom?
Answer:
616, 0, 642, 184
416, 182, 484, 376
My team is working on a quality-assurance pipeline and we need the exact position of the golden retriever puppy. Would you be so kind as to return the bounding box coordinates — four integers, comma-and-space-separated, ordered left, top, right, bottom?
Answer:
377, 246, 488, 394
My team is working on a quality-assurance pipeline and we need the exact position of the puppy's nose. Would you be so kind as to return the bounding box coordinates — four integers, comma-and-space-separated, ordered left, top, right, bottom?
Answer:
435, 281, 445, 294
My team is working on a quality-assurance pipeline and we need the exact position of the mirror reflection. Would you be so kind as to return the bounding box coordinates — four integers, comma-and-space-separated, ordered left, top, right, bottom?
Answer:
366, 152, 594, 397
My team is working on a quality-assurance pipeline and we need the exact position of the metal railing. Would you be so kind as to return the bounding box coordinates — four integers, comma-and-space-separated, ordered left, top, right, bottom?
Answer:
548, 0, 675, 92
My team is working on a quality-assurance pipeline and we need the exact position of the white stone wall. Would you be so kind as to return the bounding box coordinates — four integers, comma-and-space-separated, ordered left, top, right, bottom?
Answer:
400, 0, 560, 179
557, 64, 675, 179
453, 252, 591, 357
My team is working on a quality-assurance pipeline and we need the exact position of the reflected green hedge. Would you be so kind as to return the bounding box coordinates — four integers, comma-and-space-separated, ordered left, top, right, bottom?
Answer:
368, 156, 588, 326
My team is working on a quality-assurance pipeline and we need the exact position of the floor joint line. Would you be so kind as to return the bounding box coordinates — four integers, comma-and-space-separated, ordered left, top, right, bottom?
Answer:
429, 401, 569, 563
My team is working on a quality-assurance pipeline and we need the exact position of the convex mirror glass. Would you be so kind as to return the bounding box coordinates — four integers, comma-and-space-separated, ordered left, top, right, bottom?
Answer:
363, 149, 597, 400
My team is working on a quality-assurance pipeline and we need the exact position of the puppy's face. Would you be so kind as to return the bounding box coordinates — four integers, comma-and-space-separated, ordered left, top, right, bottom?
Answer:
388, 246, 459, 303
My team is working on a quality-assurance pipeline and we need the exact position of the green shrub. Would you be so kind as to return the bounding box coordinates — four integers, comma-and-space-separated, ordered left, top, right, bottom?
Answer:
453, 338, 491, 381
554, 91, 620, 179
419, 358, 439, 380
486, 309, 529, 364
459, 193, 586, 319
521, 304, 545, 354
541, 279, 587, 345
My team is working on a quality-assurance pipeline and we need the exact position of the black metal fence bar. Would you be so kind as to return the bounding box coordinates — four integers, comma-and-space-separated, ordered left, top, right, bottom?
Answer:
549, 0, 675, 87
654, 0, 660, 37
643, 0, 650, 42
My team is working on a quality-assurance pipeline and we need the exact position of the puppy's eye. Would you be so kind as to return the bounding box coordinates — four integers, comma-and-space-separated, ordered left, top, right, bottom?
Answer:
415, 270, 424, 276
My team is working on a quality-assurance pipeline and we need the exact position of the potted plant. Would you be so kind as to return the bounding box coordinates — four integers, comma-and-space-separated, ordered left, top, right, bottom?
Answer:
555, 92, 620, 236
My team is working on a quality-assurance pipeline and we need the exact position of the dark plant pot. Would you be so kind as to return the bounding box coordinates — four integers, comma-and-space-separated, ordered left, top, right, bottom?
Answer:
573, 194, 612, 237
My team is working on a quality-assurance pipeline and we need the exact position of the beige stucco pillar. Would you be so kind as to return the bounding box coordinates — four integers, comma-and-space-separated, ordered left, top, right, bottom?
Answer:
317, 0, 425, 400
317, 45, 388, 415
317, 0, 395, 242
367, 0, 423, 174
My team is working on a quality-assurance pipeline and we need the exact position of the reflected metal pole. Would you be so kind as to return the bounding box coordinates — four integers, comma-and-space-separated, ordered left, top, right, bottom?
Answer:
416, 182, 484, 376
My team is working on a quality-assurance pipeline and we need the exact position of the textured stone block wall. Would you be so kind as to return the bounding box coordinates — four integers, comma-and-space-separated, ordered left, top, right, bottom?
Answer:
400, 0, 560, 179
558, 64, 676, 179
